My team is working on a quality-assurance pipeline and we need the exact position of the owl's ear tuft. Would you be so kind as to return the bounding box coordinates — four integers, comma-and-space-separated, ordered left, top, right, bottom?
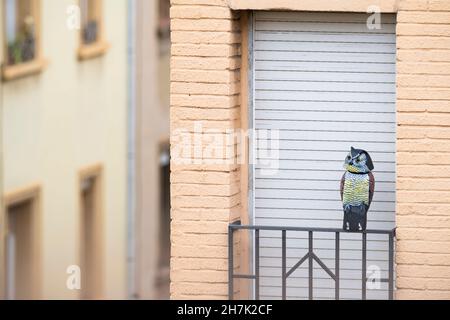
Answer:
365, 152, 374, 171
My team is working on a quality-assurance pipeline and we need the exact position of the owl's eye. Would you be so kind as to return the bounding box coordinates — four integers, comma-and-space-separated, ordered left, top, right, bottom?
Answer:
346, 156, 351, 161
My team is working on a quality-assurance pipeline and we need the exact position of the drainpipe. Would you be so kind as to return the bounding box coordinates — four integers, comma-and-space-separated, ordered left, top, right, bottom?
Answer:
127, 0, 137, 299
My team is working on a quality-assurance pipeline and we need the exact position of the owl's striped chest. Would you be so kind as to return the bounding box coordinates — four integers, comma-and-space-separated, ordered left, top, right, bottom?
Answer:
343, 172, 370, 206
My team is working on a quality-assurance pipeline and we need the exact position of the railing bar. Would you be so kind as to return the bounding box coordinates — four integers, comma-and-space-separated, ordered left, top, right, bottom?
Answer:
286, 253, 309, 278
311, 253, 335, 280
335, 232, 340, 300
282, 230, 287, 300
228, 225, 234, 300
389, 233, 394, 300
255, 229, 260, 300
309, 231, 313, 301
230, 224, 395, 235
362, 232, 367, 301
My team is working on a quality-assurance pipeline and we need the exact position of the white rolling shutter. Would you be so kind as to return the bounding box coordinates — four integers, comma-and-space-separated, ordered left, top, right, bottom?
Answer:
252, 11, 396, 300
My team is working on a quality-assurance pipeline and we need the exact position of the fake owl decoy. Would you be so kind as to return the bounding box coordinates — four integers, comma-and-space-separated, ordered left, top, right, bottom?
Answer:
340, 147, 375, 232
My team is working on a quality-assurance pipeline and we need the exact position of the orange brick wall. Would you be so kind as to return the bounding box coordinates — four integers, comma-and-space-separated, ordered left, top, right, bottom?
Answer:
170, 0, 241, 300
396, 0, 450, 300
170, 0, 450, 300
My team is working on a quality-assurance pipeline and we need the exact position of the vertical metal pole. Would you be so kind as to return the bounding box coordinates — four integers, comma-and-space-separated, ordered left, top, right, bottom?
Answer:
255, 229, 260, 300
228, 226, 234, 300
362, 232, 367, 300
282, 230, 287, 300
389, 233, 394, 300
309, 231, 313, 300
335, 232, 340, 300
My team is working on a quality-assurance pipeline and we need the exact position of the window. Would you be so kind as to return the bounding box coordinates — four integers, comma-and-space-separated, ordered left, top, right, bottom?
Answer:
78, 0, 109, 60
79, 165, 103, 299
1, 185, 41, 300
2, 0, 46, 80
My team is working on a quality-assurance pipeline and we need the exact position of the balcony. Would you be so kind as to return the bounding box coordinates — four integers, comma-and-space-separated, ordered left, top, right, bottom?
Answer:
228, 221, 396, 300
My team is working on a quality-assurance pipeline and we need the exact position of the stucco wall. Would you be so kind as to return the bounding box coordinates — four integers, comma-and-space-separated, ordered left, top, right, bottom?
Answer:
170, 0, 450, 300
1, 0, 128, 299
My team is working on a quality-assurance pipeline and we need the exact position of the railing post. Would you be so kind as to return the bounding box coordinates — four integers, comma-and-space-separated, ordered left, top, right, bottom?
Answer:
335, 232, 340, 300
282, 230, 287, 300
228, 225, 234, 300
255, 229, 260, 300
362, 232, 367, 300
309, 231, 313, 300
389, 232, 394, 300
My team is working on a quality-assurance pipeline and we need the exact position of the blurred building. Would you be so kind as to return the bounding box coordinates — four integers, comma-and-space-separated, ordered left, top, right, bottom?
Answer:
0, 0, 170, 300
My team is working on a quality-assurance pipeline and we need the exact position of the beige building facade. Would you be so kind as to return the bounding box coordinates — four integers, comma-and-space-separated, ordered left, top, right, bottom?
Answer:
0, 0, 128, 299
170, 0, 450, 300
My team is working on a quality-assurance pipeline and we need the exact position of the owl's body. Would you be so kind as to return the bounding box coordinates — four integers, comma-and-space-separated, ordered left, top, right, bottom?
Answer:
340, 147, 375, 232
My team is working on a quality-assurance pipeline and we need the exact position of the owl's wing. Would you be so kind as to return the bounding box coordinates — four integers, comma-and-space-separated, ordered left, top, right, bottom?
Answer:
340, 173, 346, 201
368, 172, 375, 208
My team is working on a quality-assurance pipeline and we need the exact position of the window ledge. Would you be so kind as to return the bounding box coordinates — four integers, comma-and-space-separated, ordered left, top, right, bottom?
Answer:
2, 58, 48, 81
78, 41, 110, 61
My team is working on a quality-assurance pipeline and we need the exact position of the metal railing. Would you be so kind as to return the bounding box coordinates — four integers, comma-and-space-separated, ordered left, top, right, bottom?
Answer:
228, 221, 396, 300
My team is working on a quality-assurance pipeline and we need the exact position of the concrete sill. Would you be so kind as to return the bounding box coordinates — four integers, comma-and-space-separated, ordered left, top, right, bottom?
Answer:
78, 41, 110, 61
2, 58, 48, 81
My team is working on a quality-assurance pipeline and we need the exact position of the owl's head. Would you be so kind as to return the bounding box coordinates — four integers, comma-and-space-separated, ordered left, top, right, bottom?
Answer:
344, 147, 374, 174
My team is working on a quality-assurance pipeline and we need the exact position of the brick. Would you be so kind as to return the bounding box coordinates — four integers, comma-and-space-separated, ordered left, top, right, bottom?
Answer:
171, 94, 239, 108
398, 49, 450, 62
171, 57, 241, 70
171, 270, 228, 283
397, 152, 450, 165
397, 265, 450, 278
171, 0, 228, 6
398, 113, 450, 126
396, 289, 450, 300
397, 74, 450, 88
398, 140, 450, 153
397, 215, 450, 229
396, 252, 450, 266
172, 194, 240, 209
171, 183, 239, 197
171, 257, 228, 271
398, 12, 450, 24
397, 100, 450, 113
398, 0, 429, 10
171, 69, 240, 83
429, 0, 450, 11
171, 207, 239, 222
171, 31, 241, 44
397, 203, 450, 216
398, 177, 450, 189
171, 81, 240, 95
172, 233, 229, 246
397, 165, 450, 178
171, 19, 240, 32
397, 62, 450, 75
170, 282, 228, 296
397, 241, 450, 254
172, 245, 228, 259
397, 277, 450, 291
171, 170, 239, 184
171, 5, 235, 19
397, 24, 450, 37
398, 36, 450, 50
171, 106, 239, 121
397, 228, 450, 241
397, 191, 450, 204
397, 87, 450, 100
172, 44, 240, 58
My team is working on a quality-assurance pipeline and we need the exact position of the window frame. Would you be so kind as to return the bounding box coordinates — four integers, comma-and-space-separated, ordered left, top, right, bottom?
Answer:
1, 0, 47, 81
77, 0, 109, 61
0, 184, 42, 299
